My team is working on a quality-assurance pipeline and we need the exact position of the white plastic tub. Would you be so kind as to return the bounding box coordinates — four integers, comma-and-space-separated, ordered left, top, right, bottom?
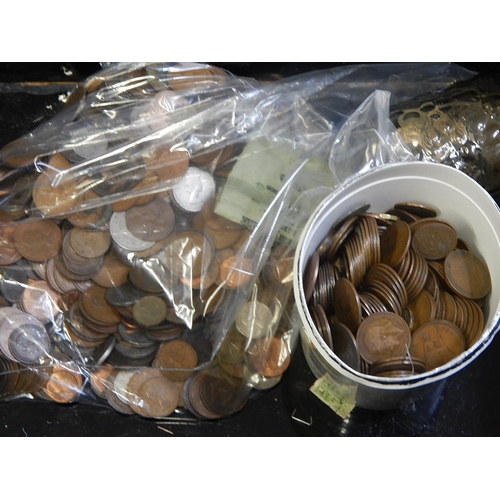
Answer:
293, 161, 500, 410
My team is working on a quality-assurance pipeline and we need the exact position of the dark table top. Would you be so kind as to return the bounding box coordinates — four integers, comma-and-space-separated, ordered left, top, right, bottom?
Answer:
1, 62, 499, 437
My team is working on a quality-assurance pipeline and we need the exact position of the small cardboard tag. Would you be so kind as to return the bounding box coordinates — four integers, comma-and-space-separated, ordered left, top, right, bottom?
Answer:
310, 373, 356, 419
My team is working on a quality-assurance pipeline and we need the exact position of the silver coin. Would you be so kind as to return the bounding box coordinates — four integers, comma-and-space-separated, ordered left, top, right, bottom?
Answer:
243, 364, 282, 390
113, 369, 137, 404
171, 167, 216, 212
8, 323, 51, 364
235, 301, 273, 339
109, 211, 155, 252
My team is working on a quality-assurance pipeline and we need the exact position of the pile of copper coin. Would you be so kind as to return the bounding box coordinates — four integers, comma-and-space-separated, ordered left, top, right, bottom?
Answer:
304, 201, 492, 377
0, 133, 294, 418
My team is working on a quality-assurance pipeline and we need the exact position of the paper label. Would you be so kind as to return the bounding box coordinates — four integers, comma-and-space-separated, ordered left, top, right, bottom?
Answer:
310, 373, 357, 419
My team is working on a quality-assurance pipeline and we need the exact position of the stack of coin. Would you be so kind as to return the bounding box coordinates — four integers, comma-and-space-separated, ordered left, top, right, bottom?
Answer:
304, 201, 492, 377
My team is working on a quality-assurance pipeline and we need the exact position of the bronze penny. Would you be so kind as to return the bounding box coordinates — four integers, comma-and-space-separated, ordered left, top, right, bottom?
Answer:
329, 321, 360, 370
183, 372, 223, 420
393, 202, 437, 218
332, 277, 362, 333
125, 197, 176, 242
379, 219, 411, 268
410, 320, 465, 371
31, 171, 79, 217
41, 362, 83, 403
91, 255, 130, 288
69, 227, 111, 259
80, 285, 121, 326
412, 220, 457, 260
357, 312, 412, 365
444, 250, 492, 300
303, 251, 320, 303
247, 336, 291, 378
126, 368, 180, 418
144, 147, 190, 184
219, 254, 253, 289
13, 218, 62, 262
132, 295, 167, 328
67, 190, 104, 229
153, 339, 198, 382
406, 289, 436, 332
0, 222, 22, 265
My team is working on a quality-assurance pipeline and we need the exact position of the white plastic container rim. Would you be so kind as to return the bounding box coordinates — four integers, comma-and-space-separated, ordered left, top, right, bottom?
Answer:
293, 161, 500, 392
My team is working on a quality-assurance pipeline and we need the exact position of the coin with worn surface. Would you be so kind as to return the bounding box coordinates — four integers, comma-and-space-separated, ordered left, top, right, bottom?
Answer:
91, 255, 130, 288
69, 227, 111, 259
13, 218, 62, 262
0, 222, 22, 265
356, 312, 412, 365
332, 277, 362, 333
444, 249, 492, 300
380, 219, 411, 268
125, 197, 175, 242
132, 295, 167, 327
80, 285, 121, 326
303, 251, 319, 303
393, 202, 437, 218
412, 220, 457, 260
329, 321, 360, 371
410, 320, 465, 370
41, 362, 83, 403
8, 323, 51, 364
89, 364, 113, 398
21, 280, 61, 324
109, 211, 156, 252
32, 172, 79, 217
219, 255, 253, 289
144, 147, 190, 184
235, 301, 273, 339
153, 339, 198, 382
247, 336, 291, 378
183, 372, 223, 420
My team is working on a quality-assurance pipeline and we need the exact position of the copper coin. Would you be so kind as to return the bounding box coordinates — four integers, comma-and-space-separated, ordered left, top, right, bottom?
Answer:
332, 277, 362, 333
91, 255, 130, 288
412, 220, 457, 260
144, 147, 190, 184
132, 295, 167, 328
41, 362, 83, 403
329, 321, 360, 370
13, 218, 62, 262
303, 251, 319, 303
32, 171, 79, 217
183, 372, 223, 420
393, 202, 437, 218
125, 197, 175, 242
356, 312, 412, 365
247, 336, 291, 378
80, 285, 120, 326
69, 227, 111, 259
219, 255, 253, 289
410, 320, 465, 370
0, 222, 22, 265
379, 219, 411, 268
406, 289, 436, 332
444, 250, 492, 300
153, 339, 198, 382
66, 190, 105, 229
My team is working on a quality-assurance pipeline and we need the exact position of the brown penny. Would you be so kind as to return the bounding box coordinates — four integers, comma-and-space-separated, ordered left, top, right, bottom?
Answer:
247, 336, 291, 378
125, 197, 175, 242
13, 218, 62, 262
67, 190, 104, 229
303, 251, 320, 303
69, 227, 111, 259
144, 147, 190, 184
32, 171, 79, 217
126, 368, 180, 418
41, 362, 83, 403
332, 277, 362, 333
183, 372, 223, 420
379, 219, 411, 268
91, 254, 130, 288
80, 285, 121, 326
132, 295, 167, 327
410, 320, 465, 370
393, 202, 437, 218
406, 289, 436, 332
412, 220, 458, 260
219, 255, 253, 289
329, 321, 360, 370
443, 249, 492, 300
153, 339, 198, 382
356, 312, 412, 365
0, 222, 22, 265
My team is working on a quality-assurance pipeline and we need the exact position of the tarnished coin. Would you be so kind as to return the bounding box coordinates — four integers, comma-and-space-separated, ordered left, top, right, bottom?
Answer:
153, 339, 198, 382
406, 289, 436, 332
332, 277, 362, 333
125, 197, 175, 242
109, 211, 156, 252
69, 227, 111, 259
21, 280, 61, 324
412, 219, 458, 260
0, 222, 22, 265
247, 336, 291, 378
80, 285, 121, 326
41, 361, 83, 403
144, 147, 190, 184
183, 371, 223, 420
132, 295, 167, 327
91, 255, 130, 288
89, 364, 114, 398
444, 249, 492, 300
329, 321, 360, 371
32, 171, 79, 217
356, 312, 412, 365
380, 219, 411, 268
13, 218, 62, 262
393, 202, 437, 218
8, 323, 51, 364
410, 320, 465, 370
219, 255, 253, 289
303, 251, 319, 303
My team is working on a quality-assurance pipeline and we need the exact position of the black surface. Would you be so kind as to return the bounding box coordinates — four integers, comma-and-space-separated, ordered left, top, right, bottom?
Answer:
1, 62, 500, 437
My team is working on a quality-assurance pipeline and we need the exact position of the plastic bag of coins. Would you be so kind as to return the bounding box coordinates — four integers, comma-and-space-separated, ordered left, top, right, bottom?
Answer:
304, 200, 492, 378
0, 62, 479, 421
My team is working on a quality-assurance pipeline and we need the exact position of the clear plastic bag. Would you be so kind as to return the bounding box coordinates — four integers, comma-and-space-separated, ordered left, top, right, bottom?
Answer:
0, 62, 476, 419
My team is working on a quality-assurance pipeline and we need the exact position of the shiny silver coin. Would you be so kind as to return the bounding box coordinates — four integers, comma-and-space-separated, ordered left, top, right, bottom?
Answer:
171, 167, 216, 212
8, 323, 51, 364
109, 211, 156, 252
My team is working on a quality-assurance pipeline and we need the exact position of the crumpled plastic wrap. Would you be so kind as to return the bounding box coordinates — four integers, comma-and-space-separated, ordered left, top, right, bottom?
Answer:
0, 62, 476, 419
